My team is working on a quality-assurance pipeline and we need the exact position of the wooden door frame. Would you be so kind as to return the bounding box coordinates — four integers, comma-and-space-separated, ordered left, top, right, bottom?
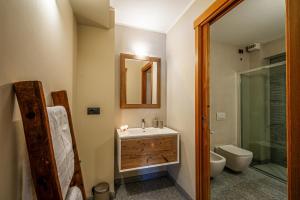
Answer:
141, 62, 153, 104
194, 0, 300, 199
120, 53, 161, 109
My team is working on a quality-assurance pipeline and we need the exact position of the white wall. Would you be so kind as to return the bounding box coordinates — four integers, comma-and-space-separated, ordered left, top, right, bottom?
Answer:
249, 37, 285, 68
0, 0, 76, 199
75, 25, 115, 195
166, 0, 214, 198
210, 41, 250, 148
209, 38, 285, 149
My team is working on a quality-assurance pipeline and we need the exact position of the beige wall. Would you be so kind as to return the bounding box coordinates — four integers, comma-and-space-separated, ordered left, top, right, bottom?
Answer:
152, 62, 158, 104
115, 25, 167, 128
0, 0, 76, 199
125, 59, 148, 104
166, 0, 214, 198
75, 25, 115, 195
210, 41, 250, 148
114, 25, 167, 179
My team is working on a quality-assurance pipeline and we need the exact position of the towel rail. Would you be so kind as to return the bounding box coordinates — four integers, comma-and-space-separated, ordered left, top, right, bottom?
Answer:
14, 81, 86, 200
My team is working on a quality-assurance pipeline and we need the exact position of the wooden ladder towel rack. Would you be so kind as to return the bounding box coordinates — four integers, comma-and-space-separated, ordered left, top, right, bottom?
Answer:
14, 81, 86, 200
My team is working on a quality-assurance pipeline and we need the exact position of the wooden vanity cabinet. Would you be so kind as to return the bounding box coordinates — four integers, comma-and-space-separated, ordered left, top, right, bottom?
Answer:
118, 134, 179, 172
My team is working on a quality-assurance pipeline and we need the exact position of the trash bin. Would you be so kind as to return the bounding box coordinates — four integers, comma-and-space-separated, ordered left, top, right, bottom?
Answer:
93, 182, 110, 200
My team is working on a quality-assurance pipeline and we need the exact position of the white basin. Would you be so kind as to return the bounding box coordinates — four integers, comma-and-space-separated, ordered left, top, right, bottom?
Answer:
117, 127, 178, 139
210, 151, 226, 178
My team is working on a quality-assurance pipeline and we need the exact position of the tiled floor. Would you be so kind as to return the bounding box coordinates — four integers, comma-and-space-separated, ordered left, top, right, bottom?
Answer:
114, 167, 287, 200
211, 168, 287, 200
114, 177, 187, 200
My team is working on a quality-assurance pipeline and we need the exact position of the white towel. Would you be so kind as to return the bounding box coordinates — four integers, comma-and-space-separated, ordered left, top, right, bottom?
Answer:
22, 149, 37, 200
66, 186, 83, 200
47, 106, 74, 200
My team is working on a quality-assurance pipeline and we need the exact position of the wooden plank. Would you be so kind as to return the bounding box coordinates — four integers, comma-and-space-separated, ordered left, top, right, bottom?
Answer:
201, 24, 211, 200
195, 23, 210, 200
193, 0, 243, 28
13, 81, 63, 200
286, 0, 300, 199
195, 25, 201, 200
194, 1, 243, 200
121, 136, 178, 170
51, 90, 86, 200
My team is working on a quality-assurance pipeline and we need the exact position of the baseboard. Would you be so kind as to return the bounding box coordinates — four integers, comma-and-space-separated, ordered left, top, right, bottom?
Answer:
88, 191, 115, 200
167, 174, 193, 200
114, 170, 169, 186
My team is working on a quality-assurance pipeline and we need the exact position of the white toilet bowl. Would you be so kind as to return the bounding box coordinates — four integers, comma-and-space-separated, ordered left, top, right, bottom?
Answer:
210, 151, 226, 178
215, 145, 253, 172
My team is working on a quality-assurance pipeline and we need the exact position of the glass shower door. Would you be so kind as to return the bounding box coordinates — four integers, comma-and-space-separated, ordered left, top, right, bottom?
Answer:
240, 63, 287, 181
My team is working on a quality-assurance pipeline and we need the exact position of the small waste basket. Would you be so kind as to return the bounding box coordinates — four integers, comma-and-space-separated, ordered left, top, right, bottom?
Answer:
92, 182, 110, 200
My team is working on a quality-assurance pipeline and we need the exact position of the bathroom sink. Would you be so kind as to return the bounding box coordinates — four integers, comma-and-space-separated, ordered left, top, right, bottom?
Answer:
117, 127, 180, 172
117, 127, 178, 139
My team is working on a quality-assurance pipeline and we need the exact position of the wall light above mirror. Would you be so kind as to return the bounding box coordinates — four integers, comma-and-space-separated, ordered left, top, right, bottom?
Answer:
120, 53, 161, 109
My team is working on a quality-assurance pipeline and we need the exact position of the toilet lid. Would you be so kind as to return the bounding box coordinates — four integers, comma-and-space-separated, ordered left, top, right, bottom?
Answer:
219, 145, 252, 156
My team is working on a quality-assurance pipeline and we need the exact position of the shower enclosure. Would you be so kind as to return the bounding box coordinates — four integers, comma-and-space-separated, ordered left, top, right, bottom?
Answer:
240, 60, 287, 181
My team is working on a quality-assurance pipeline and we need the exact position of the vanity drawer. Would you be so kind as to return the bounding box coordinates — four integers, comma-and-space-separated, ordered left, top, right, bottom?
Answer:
120, 135, 178, 170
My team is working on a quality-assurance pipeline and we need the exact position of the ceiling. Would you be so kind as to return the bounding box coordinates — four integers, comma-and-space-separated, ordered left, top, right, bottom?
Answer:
110, 0, 194, 33
211, 0, 285, 46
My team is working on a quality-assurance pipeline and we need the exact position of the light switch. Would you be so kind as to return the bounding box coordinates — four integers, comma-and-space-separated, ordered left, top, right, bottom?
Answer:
87, 107, 100, 115
216, 112, 226, 121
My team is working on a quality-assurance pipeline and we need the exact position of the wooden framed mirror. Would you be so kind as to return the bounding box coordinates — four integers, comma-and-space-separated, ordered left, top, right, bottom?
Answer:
194, 0, 300, 200
120, 53, 161, 109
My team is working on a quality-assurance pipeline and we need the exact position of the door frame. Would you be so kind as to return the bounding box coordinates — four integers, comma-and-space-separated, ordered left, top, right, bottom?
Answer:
194, 0, 300, 199
141, 62, 153, 104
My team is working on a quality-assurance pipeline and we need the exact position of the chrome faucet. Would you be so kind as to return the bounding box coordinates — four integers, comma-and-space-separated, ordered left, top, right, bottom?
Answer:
141, 118, 145, 129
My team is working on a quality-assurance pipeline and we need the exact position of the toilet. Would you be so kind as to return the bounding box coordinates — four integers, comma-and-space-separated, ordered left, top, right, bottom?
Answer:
210, 151, 226, 178
215, 145, 253, 172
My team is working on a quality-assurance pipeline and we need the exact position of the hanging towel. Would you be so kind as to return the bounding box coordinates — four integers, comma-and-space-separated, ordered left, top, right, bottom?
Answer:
47, 106, 75, 200
66, 186, 83, 200
22, 149, 37, 200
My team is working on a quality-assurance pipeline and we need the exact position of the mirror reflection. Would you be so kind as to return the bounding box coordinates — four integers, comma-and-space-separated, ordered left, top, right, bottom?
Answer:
125, 59, 158, 104
120, 54, 161, 108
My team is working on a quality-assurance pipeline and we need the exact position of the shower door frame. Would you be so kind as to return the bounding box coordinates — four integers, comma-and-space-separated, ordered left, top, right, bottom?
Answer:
194, 0, 300, 200
238, 61, 287, 182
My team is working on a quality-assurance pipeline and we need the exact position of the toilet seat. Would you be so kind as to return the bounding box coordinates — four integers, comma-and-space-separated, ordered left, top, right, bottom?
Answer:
218, 145, 252, 157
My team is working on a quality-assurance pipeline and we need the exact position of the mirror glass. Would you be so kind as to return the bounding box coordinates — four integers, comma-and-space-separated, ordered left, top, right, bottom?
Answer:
125, 59, 158, 104
120, 54, 160, 108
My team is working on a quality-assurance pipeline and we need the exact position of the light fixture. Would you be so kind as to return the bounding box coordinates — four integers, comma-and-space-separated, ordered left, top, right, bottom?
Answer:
133, 43, 148, 58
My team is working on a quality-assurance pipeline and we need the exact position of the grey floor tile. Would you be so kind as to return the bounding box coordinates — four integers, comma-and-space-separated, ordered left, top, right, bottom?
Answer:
115, 177, 187, 200
115, 168, 286, 200
211, 168, 287, 200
